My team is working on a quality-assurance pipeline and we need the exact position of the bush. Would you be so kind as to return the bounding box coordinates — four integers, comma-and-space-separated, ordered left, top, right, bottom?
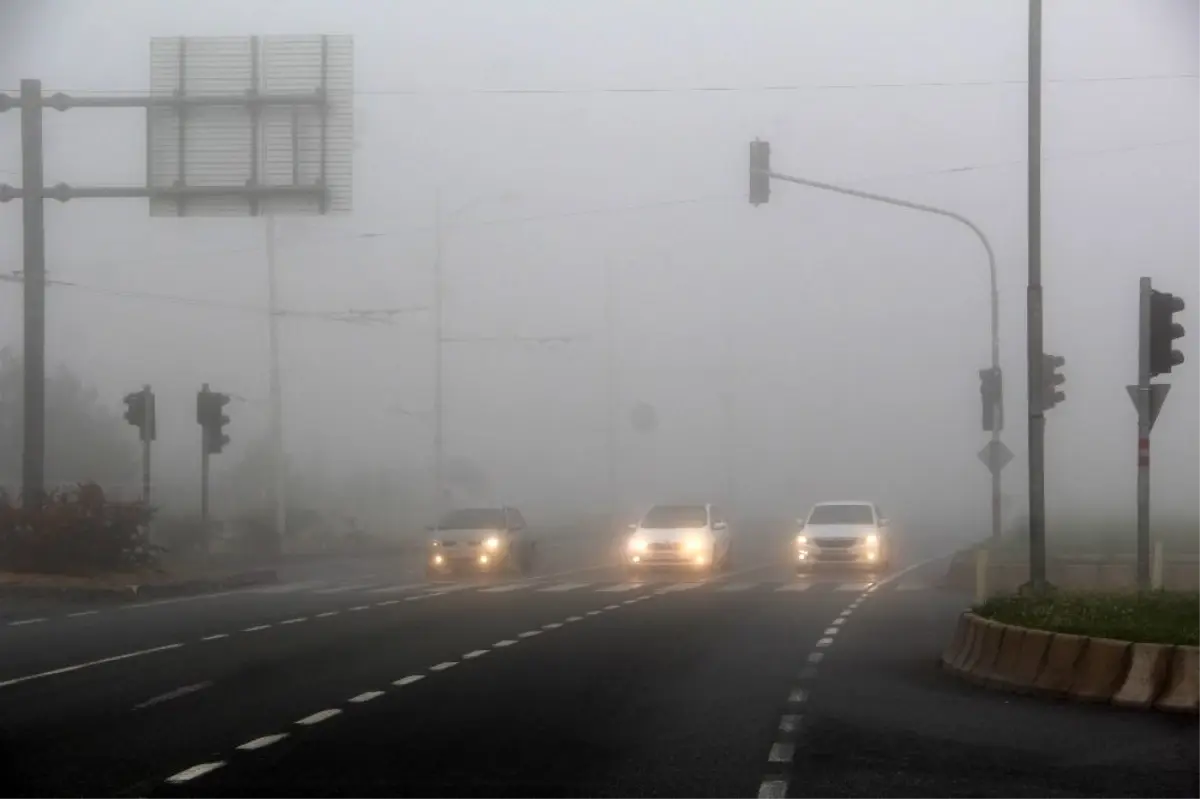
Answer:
0, 483, 161, 575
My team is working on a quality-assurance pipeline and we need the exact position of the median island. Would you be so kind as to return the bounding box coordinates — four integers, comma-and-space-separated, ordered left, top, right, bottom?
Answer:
975, 590, 1199, 647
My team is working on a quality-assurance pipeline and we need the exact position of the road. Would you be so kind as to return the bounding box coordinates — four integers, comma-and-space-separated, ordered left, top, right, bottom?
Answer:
0, 526, 1195, 798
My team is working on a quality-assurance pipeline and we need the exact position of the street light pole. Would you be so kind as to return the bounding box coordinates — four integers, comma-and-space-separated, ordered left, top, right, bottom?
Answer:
761, 169, 1003, 540
604, 256, 618, 523
1026, 0, 1048, 591
266, 215, 287, 552
432, 190, 446, 514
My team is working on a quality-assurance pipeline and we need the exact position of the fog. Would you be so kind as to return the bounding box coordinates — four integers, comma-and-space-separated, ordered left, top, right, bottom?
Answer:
1, 1, 1196, 539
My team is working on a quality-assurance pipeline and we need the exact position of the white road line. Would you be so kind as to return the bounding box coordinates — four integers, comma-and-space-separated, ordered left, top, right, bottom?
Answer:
238, 734, 288, 751
622, 599, 638, 605
656, 582, 702, 594
787, 688, 808, 704
349, 691, 384, 703
718, 582, 756, 592
166, 762, 226, 784
463, 649, 489, 659
823, 627, 839, 636
807, 652, 824, 663
517, 630, 541, 638
768, 742, 795, 762
493, 639, 518, 647
604, 604, 621, 610
839, 610, 852, 618
280, 617, 307, 625
313, 583, 377, 595
365, 582, 429, 594
430, 661, 457, 671
831, 617, 845, 625
253, 580, 327, 594
376, 600, 401, 606
0, 642, 184, 689
779, 714, 802, 733
586, 610, 602, 616
537, 582, 592, 593
316, 611, 339, 618
597, 583, 643, 592
758, 779, 788, 798
477, 583, 530, 593
201, 633, 229, 641
296, 708, 342, 726
134, 681, 211, 710
835, 582, 871, 591
67, 610, 99, 618
816, 637, 835, 648
393, 675, 425, 686
542, 622, 563, 629
9, 617, 46, 626
349, 605, 370, 612
565, 615, 584, 622
774, 582, 814, 592
243, 624, 270, 632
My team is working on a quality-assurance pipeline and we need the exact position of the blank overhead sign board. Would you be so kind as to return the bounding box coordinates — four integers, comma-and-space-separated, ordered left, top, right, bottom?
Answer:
147, 34, 353, 217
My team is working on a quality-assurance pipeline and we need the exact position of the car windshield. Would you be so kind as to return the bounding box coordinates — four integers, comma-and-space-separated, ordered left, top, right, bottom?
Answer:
807, 504, 875, 525
437, 509, 506, 529
641, 505, 708, 528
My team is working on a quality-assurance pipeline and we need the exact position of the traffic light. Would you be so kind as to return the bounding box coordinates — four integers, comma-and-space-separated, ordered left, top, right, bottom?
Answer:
197, 384, 232, 454
979, 367, 1003, 432
749, 139, 770, 206
1042, 353, 1066, 410
123, 386, 156, 442
1150, 289, 1186, 377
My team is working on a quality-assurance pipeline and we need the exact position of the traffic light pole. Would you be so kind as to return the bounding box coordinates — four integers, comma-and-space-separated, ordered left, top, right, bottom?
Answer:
20, 80, 47, 508
200, 427, 211, 536
604, 255, 618, 525
1135, 277, 1152, 589
433, 190, 446, 513
266, 215, 287, 551
760, 169, 1002, 540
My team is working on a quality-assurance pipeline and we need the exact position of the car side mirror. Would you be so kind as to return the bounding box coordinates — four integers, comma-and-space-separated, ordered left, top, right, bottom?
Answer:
879, 518, 890, 527
712, 521, 728, 531
627, 523, 638, 531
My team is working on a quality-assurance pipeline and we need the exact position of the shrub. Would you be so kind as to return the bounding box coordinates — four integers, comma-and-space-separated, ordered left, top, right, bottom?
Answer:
0, 483, 161, 575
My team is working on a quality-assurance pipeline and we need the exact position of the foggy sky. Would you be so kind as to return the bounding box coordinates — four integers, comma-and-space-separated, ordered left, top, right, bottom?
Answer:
1, 0, 1197, 529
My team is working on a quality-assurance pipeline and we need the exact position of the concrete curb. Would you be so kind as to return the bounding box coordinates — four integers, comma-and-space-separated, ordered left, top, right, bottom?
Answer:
0, 568, 277, 603
941, 611, 1199, 715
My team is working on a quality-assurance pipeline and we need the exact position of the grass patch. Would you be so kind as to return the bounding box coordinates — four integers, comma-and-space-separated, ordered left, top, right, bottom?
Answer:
975, 591, 1199, 647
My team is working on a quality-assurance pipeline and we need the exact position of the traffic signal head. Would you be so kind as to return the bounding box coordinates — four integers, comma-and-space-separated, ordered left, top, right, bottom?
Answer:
124, 391, 145, 429
749, 139, 770, 206
1150, 290, 1186, 376
979, 367, 1003, 432
1042, 354, 1066, 410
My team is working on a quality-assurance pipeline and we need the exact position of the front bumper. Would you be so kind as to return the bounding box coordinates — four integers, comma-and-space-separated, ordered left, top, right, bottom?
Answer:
624, 543, 712, 570
428, 546, 507, 573
796, 541, 883, 567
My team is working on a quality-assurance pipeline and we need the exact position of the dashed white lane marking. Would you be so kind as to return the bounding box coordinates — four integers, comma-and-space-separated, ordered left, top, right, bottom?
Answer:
597, 582, 643, 592
831, 617, 845, 625
463, 649, 489, 659
621, 599, 638, 605
493, 639, 518, 647
349, 691, 384, 703
377, 599, 401, 606
280, 617, 307, 625
477, 583, 530, 593
768, 742, 795, 762
134, 681, 212, 710
349, 605, 370, 612
538, 582, 592, 592
315, 611, 339, 618
586, 610, 602, 616
565, 615, 584, 622
542, 622, 563, 629
517, 630, 542, 638
238, 733, 288, 751
67, 610, 99, 618
787, 688, 808, 704
393, 675, 424, 686
807, 652, 825, 663
201, 633, 229, 641
774, 582, 814, 592
296, 708, 341, 726
430, 661, 457, 671
655, 582, 702, 594
364, 582, 429, 594
166, 762, 226, 784
757, 779, 788, 798
779, 715, 802, 733
816, 637, 835, 648
9, 617, 46, 626
0, 642, 184, 689
603, 604, 620, 610
823, 627, 839, 636
243, 624, 270, 632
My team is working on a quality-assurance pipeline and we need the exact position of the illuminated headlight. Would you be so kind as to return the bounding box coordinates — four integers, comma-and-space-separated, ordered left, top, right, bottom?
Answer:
433, 554, 444, 565
865, 534, 879, 547
628, 537, 648, 553
483, 535, 501, 552
683, 535, 705, 553
479, 554, 490, 565
796, 535, 808, 546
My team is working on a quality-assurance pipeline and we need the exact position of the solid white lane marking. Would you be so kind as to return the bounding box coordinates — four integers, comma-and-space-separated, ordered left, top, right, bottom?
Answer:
542, 622, 563, 629
166, 762, 225, 784
316, 611, 339, 618
243, 625, 270, 632
493, 639, 518, 647
807, 652, 824, 663
67, 610, 99, 618
779, 714, 802, 733
565, 615, 584, 622
201, 633, 229, 641
597, 582, 642, 592
477, 583, 530, 593
517, 630, 541, 638
758, 779, 788, 798
349, 691, 384, 703
430, 661, 457, 671
538, 582, 591, 592
9, 617, 46, 626
768, 742, 795, 762
464, 649, 489, 659
393, 675, 425, 686
134, 681, 211, 709
835, 583, 871, 591
365, 582, 429, 594
787, 688, 808, 704
718, 582, 756, 592
775, 582, 814, 592
0, 642, 184, 689
296, 709, 341, 726
816, 637, 834, 648
280, 617, 307, 625
237, 734, 288, 751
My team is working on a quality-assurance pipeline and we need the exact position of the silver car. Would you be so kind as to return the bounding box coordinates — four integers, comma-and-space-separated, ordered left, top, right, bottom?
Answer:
426, 507, 535, 578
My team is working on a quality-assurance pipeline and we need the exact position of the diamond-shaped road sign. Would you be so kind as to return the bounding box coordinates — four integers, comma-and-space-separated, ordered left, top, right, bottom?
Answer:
978, 439, 1013, 474
1127, 384, 1171, 432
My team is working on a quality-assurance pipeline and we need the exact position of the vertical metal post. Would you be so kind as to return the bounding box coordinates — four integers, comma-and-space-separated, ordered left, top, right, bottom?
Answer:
604, 256, 618, 523
721, 392, 736, 515
20, 79, 46, 508
266, 215, 287, 551
142, 384, 152, 506
1136, 277, 1152, 589
433, 190, 446, 512
1026, 0, 1048, 591
200, 430, 210, 528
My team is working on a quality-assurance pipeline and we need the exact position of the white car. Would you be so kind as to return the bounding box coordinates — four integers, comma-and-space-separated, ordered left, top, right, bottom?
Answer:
426, 506, 535, 578
623, 503, 732, 575
795, 500, 892, 572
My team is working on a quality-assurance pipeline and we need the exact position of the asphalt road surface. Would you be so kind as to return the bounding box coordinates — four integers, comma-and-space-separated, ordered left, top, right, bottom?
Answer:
1, 526, 1195, 798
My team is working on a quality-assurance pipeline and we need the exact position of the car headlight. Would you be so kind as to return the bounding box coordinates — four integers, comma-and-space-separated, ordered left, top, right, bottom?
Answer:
628, 537, 647, 553
796, 535, 808, 546
865, 533, 879, 547
484, 535, 500, 552
683, 535, 705, 552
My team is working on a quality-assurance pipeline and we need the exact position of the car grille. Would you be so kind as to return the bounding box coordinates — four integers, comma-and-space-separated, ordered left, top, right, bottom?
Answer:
649, 542, 680, 551
814, 538, 857, 549
815, 550, 858, 561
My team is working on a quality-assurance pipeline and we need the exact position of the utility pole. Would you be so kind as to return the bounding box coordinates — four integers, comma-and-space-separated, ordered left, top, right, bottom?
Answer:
20, 79, 46, 508
432, 189, 446, 513
1026, 0, 1049, 592
604, 256, 618, 524
266, 215, 287, 552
